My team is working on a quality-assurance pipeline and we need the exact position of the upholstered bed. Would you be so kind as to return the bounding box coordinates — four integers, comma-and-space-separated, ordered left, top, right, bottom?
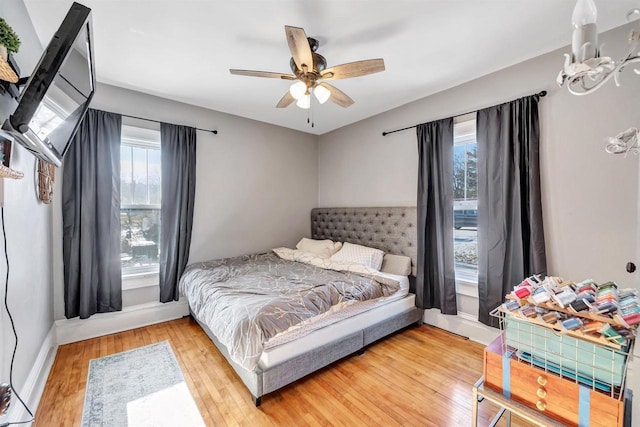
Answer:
185, 207, 423, 406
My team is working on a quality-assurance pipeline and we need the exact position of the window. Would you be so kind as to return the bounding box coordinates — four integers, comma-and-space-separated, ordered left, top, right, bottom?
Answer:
453, 116, 478, 287
120, 125, 161, 278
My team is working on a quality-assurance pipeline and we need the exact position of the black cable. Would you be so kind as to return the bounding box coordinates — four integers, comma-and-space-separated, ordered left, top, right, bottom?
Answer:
1, 207, 34, 426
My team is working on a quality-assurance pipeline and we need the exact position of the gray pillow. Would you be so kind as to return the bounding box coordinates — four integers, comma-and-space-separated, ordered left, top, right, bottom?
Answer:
380, 254, 412, 276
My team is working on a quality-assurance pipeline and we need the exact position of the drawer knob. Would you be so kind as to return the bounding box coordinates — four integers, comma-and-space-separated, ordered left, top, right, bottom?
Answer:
536, 400, 547, 411
537, 375, 547, 386
536, 388, 547, 398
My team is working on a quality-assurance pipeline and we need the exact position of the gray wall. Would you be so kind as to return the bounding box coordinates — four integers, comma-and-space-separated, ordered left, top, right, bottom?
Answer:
0, 0, 52, 403
318, 21, 640, 419
52, 83, 319, 318
319, 22, 640, 289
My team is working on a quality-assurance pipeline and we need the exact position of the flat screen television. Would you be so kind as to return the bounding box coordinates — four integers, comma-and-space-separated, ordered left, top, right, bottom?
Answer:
1, 2, 95, 168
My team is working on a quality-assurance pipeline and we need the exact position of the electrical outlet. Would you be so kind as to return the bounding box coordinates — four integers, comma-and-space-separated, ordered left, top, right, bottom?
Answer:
0, 383, 11, 415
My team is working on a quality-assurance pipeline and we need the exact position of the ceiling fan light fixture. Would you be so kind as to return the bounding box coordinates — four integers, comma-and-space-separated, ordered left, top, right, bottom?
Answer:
289, 81, 307, 100
313, 85, 330, 104
296, 94, 311, 109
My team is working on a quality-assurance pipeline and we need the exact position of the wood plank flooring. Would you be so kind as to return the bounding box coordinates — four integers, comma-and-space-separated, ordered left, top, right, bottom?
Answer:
34, 318, 535, 426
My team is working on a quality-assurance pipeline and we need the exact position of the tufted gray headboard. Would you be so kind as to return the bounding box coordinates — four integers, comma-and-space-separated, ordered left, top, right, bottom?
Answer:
311, 207, 417, 275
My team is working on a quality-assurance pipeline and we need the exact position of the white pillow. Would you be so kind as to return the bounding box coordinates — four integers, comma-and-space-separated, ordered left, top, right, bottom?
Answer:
330, 242, 385, 271
380, 254, 412, 276
296, 238, 342, 258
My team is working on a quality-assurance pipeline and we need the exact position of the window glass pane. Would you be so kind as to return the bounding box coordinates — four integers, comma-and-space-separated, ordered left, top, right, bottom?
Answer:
131, 146, 148, 205
454, 203, 478, 282
453, 145, 466, 200
453, 119, 478, 283
121, 145, 132, 205
121, 208, 160, 273
148, 149, 161, 205
465, 142, 477, 199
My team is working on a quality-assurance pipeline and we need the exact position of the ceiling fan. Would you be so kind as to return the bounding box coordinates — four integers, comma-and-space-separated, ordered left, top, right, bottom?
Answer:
230, 25, 385, 110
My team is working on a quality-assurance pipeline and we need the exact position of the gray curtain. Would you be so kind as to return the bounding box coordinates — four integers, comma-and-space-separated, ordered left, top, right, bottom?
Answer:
62, 109, 122, 319
416, 118, 457, 314
159, 123, 196, 302
476, 95, 546, 327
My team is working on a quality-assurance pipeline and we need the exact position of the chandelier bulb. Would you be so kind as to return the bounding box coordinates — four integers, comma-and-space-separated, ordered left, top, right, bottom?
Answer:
572, 0, 597, 28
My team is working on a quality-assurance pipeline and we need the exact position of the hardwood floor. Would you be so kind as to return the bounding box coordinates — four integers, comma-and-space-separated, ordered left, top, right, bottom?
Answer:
34, 318, 535, 426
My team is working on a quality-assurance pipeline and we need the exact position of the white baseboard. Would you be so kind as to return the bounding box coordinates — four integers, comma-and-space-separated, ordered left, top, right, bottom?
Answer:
422, 308, 500, 346
55, 300, 190, 345
3, 325, 57, 426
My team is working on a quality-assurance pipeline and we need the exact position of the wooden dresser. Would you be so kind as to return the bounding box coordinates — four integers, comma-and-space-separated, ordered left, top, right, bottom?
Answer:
484, 335, 626, 427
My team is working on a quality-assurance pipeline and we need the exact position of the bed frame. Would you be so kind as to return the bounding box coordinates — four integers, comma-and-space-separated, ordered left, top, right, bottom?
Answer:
190, 206, 423, 406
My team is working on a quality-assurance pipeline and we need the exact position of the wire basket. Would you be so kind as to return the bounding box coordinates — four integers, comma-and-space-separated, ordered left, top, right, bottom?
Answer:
491, 308, 633, 400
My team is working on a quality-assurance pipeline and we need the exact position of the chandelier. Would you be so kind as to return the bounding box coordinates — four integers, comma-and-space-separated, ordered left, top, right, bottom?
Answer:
557, 0, 640, 95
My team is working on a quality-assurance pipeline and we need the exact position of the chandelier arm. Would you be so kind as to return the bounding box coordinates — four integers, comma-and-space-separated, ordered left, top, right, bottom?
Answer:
566, 55, 640, 95
617, 55, 640, 73
605, 128, 640, 157
567, 69, 616, 95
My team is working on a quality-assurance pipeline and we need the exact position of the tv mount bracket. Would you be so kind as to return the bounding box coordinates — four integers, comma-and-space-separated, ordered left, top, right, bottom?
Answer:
0, 55, 28, 100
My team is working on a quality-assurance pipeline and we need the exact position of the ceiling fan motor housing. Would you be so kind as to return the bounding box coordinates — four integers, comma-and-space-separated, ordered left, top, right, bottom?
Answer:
289, 54, 327, 75
289, 37, 326, 75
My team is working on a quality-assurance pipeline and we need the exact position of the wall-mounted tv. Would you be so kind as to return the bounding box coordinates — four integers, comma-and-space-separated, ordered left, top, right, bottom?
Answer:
1, 2, 95, 168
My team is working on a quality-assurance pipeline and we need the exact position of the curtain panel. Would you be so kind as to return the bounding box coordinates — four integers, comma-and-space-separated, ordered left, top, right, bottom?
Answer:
476, 94, 547, 327
416, 118, 457, 314
62, 109, 122, 319
159, 123, 197, 302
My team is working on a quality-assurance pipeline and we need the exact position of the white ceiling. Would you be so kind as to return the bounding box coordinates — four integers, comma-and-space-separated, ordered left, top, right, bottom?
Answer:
23, 0, 639, 135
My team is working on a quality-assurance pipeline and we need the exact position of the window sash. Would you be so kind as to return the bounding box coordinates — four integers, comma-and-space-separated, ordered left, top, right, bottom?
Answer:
121, 127, 161, 280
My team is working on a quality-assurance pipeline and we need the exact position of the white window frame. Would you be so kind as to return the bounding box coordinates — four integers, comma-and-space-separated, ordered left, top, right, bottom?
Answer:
120, 125, 161, 287
453, 114, 479, 298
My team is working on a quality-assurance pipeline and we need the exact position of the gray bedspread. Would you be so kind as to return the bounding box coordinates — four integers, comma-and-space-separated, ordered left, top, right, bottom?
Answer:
180, 252, 399, 370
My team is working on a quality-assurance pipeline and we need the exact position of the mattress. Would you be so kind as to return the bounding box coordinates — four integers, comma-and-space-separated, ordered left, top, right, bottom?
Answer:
258, 293, 416, 369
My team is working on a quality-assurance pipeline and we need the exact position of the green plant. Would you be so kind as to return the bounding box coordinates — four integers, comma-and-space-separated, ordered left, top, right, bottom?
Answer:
0, 18, 21, 54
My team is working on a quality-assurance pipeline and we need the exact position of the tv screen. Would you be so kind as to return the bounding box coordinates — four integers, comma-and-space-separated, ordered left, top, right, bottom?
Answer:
2, 2, 94, 167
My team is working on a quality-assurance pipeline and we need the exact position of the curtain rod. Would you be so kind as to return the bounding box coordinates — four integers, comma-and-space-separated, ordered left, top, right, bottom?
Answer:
381, 90, 547, 137
121, 113, 218, 134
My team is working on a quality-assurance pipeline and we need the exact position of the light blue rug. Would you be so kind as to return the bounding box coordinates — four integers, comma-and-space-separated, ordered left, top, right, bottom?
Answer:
81, 341, 204, 427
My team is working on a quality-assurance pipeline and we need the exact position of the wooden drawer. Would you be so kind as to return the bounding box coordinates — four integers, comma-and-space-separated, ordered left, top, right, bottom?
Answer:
484, 334, 624, 427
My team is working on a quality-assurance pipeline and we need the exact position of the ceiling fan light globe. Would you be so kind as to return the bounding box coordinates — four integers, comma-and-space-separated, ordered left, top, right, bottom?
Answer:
313, 85, 331, 104
289, 81, 307, 100
296, 95, 311, 109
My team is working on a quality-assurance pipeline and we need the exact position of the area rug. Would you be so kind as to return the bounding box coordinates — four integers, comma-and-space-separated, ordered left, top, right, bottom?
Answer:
81, 341, 205, 427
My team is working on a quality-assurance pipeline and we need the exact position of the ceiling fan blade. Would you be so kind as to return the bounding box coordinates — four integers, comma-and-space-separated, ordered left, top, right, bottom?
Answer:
230, 69, 296, 80
319, 82, 354, 108
276, 91, 295, 108
285, 26, 313, 74
321, 59, 385, 81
